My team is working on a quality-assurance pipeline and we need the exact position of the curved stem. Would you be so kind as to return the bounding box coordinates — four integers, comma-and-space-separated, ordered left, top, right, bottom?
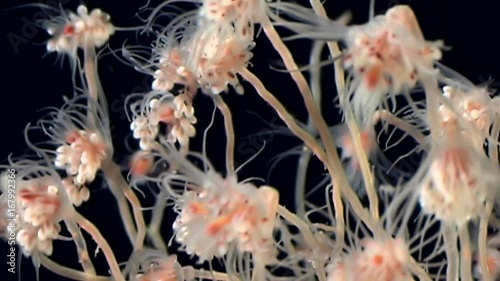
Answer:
295, 41, 324, 218
74, 211, 124, 281
260, 20, 347, 248
459, 226, 473, 281
64, 219, 96, 275
420, 75, 443, 139
212, 95, 235, 174
308, 0, 380, 223
277, 206, 327, 281
103, 171, 137, 246
251, 258, 266, 281
83, 47, 101, 126
240, 68, 328, 164
102, 160, 145, 251
479, 202, 494, 281
148, 190, 168, 253
442, 224, 459, 281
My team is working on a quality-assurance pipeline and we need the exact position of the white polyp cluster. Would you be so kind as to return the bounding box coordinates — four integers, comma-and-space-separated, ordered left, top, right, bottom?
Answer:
343, 5, 442, 126
131, 115, 160, 150
172, 181, 279, 262
197, 0, 268, 42
142, 0, 262, 98
131, 94, 197, 148
55, 130, 107, 185
46, 5, 115, 54
17, 225, 57, 256
62, 177, 90, 206
152, 47, 196, 92
189, 26, 254, 95
150, 11, 255, 96
156, 95, 197, 146
327, 238, 413, 281
15, 178, 64, 256
418, 142, 495, 224
440, 85, 496, 147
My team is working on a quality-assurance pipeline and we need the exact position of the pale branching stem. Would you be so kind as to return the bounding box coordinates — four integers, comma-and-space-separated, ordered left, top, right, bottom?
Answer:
442, 224, 459, 281
212, 94, 235, 174
372, 110, 426, 145
307, 0, 379, 221
40, 255, 111, 281
479, 202, 494, 281
251, 258, 266, 281
339, 182, 378, 232
64, 219, 96, 275
277, 205, 327, 281
74, 211, 124, 281
259, 19, 335, 160
241, 64, 375, 254
83, 46, 146, 249
459, 226, 473, 281
83, 46, 99, 101
329, 183, 345, 256
241, 67, 347, 264
260, 18, 348, 252
122, 187, 145, 249
148, 189, 168, 253
83, 47, 141, 245
420, 76, 442, 139
239, 69, 349, 259
83, 46, 100, 126
308, 0, 342, 69
294, 41, 324, 218
489, 115, 500, 164
83, 46, 142, 250
485, 99, 499, 275
240, 68, 328, 164
102, 169, 137, 246
345, 109, 379, 218
102, 160, 145, 251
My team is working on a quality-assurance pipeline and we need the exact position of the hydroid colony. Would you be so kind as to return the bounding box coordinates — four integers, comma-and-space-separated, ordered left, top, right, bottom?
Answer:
1, 1, 499, 281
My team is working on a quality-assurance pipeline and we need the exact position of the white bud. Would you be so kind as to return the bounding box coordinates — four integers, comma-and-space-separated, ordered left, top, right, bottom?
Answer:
77, 5, 89, 17
149, 98, 160, 109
